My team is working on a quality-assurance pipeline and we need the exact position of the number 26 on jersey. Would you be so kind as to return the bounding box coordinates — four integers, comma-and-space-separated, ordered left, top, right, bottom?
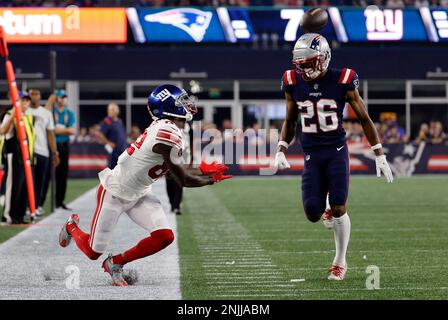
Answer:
298, 99, 339, 133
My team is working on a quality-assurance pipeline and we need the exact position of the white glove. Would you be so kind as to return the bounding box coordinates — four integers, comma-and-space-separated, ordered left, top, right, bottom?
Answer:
375, 154, 393, 183
104, 143, 113, 154
274, 152, 291, 170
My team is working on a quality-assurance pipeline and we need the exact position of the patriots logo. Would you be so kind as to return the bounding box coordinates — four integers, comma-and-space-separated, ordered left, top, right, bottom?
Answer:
309, 35, 321, 51
144, 8, 212, 43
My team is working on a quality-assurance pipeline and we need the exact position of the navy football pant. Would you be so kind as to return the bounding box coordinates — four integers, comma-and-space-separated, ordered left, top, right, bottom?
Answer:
301, 144, 349, 221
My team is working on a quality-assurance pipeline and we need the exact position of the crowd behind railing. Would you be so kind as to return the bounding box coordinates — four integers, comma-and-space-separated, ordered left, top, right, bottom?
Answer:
4, 0, 448, 8
75, 115, 448, 147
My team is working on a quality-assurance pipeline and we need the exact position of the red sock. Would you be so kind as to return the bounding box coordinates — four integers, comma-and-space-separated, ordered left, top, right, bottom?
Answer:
113, 229, 175, 265
67, 223, 101, 260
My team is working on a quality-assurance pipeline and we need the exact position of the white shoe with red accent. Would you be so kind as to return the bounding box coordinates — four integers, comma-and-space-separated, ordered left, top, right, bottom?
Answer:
322, 209, 334, 230
328, 264, 347, 281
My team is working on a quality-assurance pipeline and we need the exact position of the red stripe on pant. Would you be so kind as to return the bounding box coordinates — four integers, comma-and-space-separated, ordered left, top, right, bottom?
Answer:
88, 184, 106, 248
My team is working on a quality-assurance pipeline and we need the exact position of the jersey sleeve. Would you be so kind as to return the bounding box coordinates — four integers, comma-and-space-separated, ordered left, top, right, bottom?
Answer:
281, 70, 297, 94
153, 120, 183, 150
338, 68, 359, 91
99, 118, 110, 136
45, 109, 55, 130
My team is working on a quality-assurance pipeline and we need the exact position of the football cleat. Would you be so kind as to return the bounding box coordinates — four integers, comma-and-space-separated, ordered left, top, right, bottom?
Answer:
328, 264, 347, 281
102, 254, 128, 287
59, 214, 80, 248
322, 209, 334, 230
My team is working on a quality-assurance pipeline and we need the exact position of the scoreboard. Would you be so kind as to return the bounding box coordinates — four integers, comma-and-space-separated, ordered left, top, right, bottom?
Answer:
127, 7, 448, 44
0, 6, 447, 44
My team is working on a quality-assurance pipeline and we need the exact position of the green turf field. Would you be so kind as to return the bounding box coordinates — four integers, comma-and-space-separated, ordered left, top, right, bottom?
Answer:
178, 176, 448, 300
0, 179, 98, 244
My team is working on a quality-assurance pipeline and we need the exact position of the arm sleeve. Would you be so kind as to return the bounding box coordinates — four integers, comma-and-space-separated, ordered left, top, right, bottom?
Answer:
67, 110, 76, 128
46, 110, 55, 130
99, 121, 109, 137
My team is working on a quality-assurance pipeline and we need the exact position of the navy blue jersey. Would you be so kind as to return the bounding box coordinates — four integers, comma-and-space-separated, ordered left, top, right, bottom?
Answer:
99, 117, 128, 155
281, 68, 359, 151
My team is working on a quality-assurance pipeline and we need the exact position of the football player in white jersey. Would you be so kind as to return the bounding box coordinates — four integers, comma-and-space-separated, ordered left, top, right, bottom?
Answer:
59, 85, 232, 286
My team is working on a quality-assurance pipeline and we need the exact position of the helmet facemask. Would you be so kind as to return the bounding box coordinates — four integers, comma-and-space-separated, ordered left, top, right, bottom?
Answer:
293, 53, 329, 81
174, 92, 198, 121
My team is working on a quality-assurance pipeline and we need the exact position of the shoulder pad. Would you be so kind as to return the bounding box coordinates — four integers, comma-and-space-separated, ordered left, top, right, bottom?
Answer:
338, 68, 356, 84
154, 122, 183, 149
103, 117, 112, 125
282, 70, 297, 86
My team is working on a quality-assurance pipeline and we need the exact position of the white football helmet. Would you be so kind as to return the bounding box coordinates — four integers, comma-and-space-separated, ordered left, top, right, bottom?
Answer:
292, 33, 331, 81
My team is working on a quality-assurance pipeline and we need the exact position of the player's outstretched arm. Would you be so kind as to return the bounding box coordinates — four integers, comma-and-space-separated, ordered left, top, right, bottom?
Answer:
153, 144, 232, 187
346, 89, 394, 183
275, 92, 298, 170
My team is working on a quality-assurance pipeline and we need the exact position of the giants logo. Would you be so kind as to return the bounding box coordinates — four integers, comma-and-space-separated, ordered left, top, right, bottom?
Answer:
364, 7, 403, 41
156, 89, 172, 102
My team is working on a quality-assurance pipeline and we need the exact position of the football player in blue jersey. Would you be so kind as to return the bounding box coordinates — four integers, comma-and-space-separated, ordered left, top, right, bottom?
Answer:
274, 33, 393, 281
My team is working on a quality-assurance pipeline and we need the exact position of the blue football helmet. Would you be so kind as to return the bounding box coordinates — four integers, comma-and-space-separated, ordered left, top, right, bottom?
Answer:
147, 84, 197, 121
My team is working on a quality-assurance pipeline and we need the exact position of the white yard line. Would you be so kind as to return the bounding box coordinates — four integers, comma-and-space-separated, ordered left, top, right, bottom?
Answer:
216, 287, 448, 297
0, 178, 181, 300
184, 187, 296, 298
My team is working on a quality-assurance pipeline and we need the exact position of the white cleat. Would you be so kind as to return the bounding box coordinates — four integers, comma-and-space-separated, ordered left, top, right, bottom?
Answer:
328, 264, 347, 281
322, 209, 334, 230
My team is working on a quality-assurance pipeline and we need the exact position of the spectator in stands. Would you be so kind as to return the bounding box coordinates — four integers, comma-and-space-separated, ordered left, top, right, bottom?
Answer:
346, 121, 366, 143
383, 123, 403, 144
128, 125, 141, 144
75, 127, 90, 143
427, 121, 446, 144
88, 124, 102, 144
221, 118, 234, 141
95, 103, 127, 169
52, 89, 76, 210
415, 123, 429, 143
386, 0, 405, 8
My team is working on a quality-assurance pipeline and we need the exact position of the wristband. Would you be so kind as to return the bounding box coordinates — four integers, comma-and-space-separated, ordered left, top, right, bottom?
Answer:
371, 144, 382, 151
278, 141, 289, 150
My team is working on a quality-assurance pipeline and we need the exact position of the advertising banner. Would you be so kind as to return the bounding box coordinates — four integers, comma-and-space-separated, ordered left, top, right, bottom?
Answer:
0, 8, 127, 43
69, 142, 448, 178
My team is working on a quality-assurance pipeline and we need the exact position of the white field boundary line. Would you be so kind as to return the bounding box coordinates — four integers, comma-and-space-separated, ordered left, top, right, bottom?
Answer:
0, 188, 96, 250
0, 178, 182, 300
269, 249, 447, 255
246, 227, 442, 232
216, 287, 448, 297
204, 265, 444, 276
257, 238, 447, 242
228, 175, 448, 180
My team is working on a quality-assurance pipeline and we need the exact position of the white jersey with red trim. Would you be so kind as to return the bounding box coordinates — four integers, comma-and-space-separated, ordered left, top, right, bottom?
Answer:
98, 119, 184, 201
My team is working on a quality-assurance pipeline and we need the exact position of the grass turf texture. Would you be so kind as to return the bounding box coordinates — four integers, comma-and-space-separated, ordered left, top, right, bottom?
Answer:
0, 178, 98, 244
178, 176, 448, 299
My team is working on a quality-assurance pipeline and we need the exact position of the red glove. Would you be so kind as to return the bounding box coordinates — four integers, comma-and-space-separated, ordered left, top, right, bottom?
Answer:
200, 160, 228, 175
211, 172, 233, 184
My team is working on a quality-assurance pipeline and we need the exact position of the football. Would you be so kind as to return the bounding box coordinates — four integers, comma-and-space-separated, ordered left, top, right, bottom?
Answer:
300, 7, 329, 33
